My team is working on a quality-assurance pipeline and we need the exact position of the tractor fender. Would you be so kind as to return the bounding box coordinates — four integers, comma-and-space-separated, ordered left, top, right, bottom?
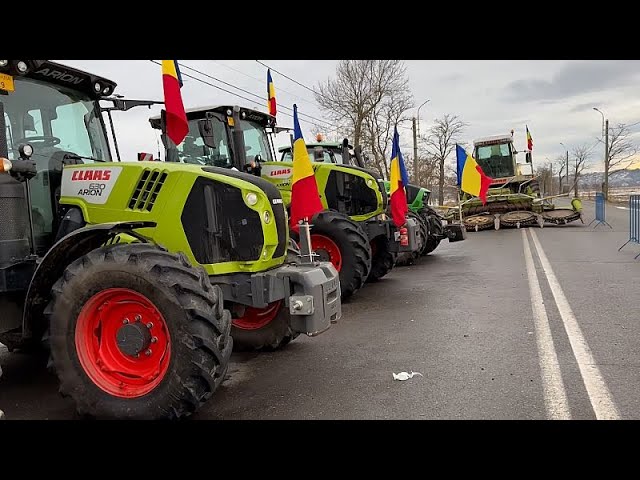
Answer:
22, 221, 156, 340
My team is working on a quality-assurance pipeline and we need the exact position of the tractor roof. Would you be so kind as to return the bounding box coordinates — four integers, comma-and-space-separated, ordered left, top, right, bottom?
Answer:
149, 105, 275, 129
277, 142, 351, 152
473, 134, 513, 146
1, 60, 117, 99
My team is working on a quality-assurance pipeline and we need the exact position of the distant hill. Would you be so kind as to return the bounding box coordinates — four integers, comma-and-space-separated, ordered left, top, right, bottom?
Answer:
578, 169, 640, 188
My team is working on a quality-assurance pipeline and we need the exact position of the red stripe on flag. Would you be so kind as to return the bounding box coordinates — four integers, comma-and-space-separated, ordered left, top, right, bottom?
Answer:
269, 97, 277, 117
390, 182, 408, 227
290, 174, 323, 230
162, 74, 188, 146
476, 164, 492, 205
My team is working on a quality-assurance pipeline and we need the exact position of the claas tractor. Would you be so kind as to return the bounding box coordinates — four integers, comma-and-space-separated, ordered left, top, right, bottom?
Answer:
272, 137, 428, 296
0, 60, 340, 420
149, 109, 421, 301
452, 132, 582, 231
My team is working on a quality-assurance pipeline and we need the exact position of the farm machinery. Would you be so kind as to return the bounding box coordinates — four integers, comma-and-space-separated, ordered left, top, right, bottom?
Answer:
0, 60, 340, 420
151, 109, 431, 300
448, 132, 583, 231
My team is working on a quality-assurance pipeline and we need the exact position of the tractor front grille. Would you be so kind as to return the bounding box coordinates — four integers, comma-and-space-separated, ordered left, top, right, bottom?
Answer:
128, 169, 168, 211
182, 177, 264, 264
324, 170, 378, 217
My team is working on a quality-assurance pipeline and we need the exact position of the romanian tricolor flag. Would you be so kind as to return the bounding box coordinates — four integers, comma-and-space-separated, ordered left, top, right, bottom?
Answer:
526, 125, 533, 151
267, 69, 277, 118
388, 126, 409, 228
456, 144, 492, 205
161, 60, 188, 146
289, 104, 323, 230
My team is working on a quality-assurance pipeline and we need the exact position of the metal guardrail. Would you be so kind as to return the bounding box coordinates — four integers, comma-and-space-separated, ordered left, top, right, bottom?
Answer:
588, 192, 612, 229
618, 194, 640, 259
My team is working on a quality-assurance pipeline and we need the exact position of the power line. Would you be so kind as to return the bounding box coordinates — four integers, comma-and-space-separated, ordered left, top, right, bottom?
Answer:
212, 60, 318, 107
256, 60, 320, 97
175, 61, 334, 128
149, 60, 330, 131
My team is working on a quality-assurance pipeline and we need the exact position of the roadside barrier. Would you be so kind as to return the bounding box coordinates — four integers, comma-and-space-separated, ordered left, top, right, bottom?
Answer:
618, 194, 640, 259
588, 192, 612, 229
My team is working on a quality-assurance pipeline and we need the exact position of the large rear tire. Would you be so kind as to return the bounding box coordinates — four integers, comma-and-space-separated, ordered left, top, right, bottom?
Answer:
366, 235, 396, 282
419, 208, 443, 255
46, 243, 232, 420
294, 210, 371, 301
230, 238, 301, 352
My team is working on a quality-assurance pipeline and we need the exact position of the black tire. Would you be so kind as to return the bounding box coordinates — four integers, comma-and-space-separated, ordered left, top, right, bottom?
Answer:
408, 211, 428, 256
46, 243, 232, 420
528, 179, 541, 198
293, 210, 371, 301
419, 208, 443, 255
366, 235, 396, 282
230, 239, 300, 352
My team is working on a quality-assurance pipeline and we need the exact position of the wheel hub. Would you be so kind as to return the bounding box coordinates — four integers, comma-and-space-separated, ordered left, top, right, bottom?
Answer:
116, 321, 152, 357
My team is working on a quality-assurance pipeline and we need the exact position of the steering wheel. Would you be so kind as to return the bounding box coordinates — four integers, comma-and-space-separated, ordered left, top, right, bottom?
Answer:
15, 136, 61, 149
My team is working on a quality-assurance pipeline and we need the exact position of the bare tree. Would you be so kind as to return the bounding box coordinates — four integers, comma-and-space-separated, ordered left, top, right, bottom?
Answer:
315, 60, 413, 151
421, 114, 467, 205
603, 123, 638, 198
404, 151, 439, 189
570, 144, 592, 197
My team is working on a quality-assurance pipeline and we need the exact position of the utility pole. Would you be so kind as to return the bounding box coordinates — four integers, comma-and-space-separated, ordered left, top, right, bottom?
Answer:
566, 150, 569, 192
604, 118, 609, 200
550, 162, 554, 196
412, 117, 418, 183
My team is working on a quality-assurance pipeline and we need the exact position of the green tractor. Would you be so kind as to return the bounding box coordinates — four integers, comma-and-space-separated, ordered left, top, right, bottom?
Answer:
453, 133, 582, 231
0, 60, 340, 420
382, 181, 459, 261
272, 138, 433, 294
149, 110, 422, 301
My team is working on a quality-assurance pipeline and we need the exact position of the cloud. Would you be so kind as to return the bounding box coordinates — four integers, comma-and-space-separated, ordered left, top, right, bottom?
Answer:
504, 61, 640, 103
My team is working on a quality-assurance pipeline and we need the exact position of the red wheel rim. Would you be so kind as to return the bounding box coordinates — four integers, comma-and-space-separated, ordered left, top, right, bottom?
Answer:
311, 234, 342, 272
74, 288, 171, 399
232, 301, 282, 330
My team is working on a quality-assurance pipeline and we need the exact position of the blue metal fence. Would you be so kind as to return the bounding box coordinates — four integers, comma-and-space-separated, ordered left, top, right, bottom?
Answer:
589, 192, 612, 229
618, 194, 640, 259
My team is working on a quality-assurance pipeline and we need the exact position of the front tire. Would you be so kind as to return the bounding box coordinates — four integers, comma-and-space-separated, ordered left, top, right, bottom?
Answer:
366, 235, 396, 282
419, 208, 443, 255
230, 239, 301, 351
46, 243, 232, 420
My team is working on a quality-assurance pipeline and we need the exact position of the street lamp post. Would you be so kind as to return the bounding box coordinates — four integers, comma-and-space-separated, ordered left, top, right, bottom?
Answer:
412, 99, 430, 183
593, 107, 609, 200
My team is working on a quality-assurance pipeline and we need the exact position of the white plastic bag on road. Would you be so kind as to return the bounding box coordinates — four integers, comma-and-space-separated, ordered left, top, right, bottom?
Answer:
393, 371, 424, 381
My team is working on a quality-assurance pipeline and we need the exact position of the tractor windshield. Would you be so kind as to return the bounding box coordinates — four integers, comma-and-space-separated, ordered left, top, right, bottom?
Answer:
474, 143, 515, 178
1, 77, 111, 249
280, 146, 338, 163
176, 117, 274, 167
2, 77, 111, 163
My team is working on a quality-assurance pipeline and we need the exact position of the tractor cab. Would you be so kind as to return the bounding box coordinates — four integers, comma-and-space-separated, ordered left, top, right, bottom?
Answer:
148, 105, 276, 173
472, 133, 533, 185
0, 60, 117, 255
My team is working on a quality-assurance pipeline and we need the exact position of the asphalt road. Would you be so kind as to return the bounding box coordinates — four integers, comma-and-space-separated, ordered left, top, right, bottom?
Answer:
2, 199, 639, 420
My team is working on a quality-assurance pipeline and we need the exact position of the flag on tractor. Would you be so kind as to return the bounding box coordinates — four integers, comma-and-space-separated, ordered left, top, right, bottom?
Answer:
388, 126, 410, 228
526, 125, 533, 151
267, 69, 277, 118
161, 60, 188, 146
456, 144, 492, 205
289, 104, 323, 230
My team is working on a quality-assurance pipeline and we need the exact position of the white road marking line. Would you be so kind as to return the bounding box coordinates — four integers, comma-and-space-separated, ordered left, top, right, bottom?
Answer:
529, 229, 621, 420
616, 206, 629, 210
521, 230, 571, 420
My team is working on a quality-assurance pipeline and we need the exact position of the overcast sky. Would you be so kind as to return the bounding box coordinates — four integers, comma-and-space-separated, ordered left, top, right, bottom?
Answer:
58, 60, 640, 173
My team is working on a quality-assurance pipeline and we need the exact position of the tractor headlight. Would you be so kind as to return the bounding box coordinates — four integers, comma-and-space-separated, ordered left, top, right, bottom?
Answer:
367, 179, 374, 188
245, 192, 258, 206
263, 210, 271, 224
0, 158, 12, 173
16, 61, 28, 73
0, 60, 8, 68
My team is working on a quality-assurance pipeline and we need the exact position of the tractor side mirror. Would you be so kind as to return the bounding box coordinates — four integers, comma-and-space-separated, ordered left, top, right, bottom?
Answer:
198, 119, 216, 149
525, 151, 532, 163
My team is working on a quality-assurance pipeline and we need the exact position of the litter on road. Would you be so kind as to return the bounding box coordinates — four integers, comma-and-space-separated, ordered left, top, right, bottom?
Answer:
393, 371, 424, 381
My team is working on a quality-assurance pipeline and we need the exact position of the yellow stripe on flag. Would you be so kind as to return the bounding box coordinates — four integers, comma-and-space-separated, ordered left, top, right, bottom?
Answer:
161, 60, 179, 79
461, 154, 483, 197
292, 138, 314, 184
389, 157, 402, 195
